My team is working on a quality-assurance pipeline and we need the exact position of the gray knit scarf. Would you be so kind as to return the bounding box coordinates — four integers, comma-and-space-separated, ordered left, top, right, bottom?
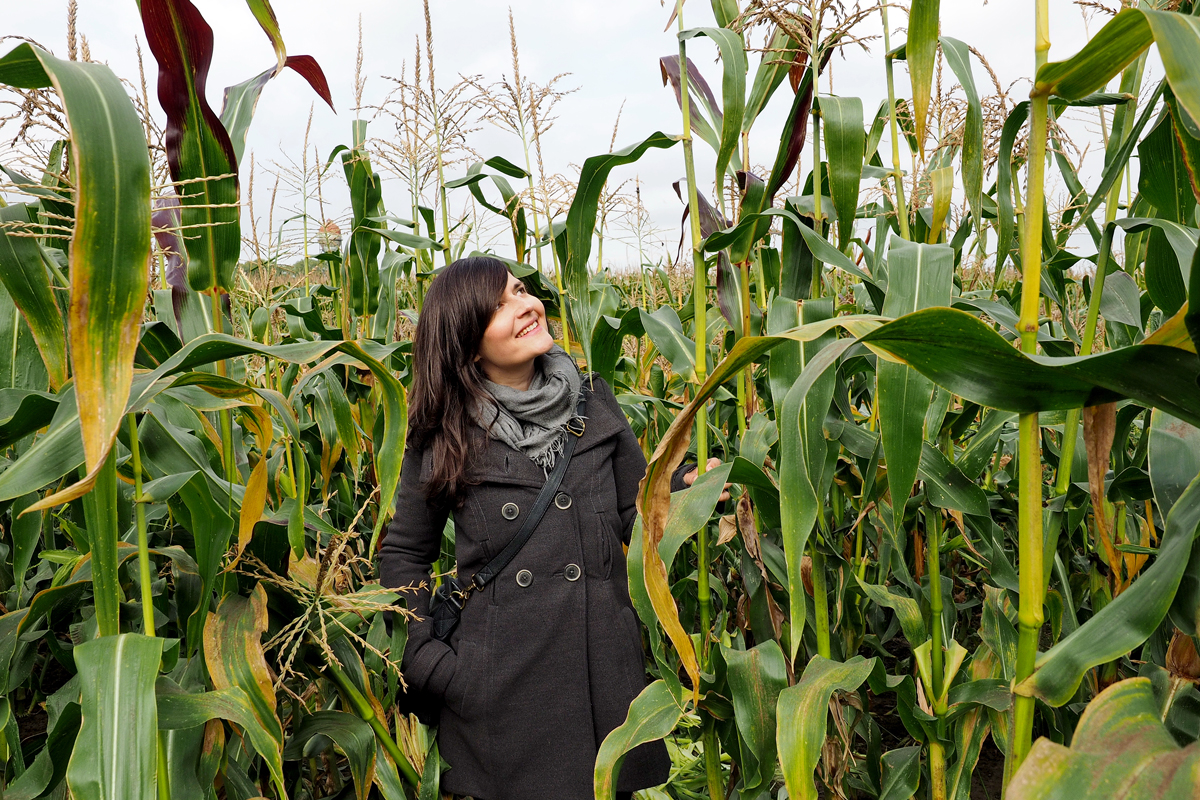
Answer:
473, 345, 583, 471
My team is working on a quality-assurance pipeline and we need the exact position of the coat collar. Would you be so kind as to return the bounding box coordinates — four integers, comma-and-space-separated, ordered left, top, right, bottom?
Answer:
471, 379, 624, 487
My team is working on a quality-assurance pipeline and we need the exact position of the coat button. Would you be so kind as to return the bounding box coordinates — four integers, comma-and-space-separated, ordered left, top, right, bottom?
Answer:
564, 563, 581, 582
554, 492, 572, 510
501, 502, 519, 520
516, 569, 533, 587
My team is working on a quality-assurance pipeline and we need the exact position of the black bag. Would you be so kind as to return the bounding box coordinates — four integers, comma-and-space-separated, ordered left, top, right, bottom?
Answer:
396, 392, 587, 724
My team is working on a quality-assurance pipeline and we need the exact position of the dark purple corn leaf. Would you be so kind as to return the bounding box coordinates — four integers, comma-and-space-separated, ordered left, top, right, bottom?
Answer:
141, 0, 240, 293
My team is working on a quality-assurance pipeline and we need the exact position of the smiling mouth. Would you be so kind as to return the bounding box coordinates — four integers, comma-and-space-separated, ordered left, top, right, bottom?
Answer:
516, 320, 540, 338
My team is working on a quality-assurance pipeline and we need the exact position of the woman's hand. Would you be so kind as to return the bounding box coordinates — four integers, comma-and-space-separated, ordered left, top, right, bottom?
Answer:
682, 456, 732, 501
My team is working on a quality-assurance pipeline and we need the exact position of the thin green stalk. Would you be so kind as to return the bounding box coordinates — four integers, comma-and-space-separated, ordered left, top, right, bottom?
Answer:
157, 736, 172, 800
736, 258, 752, 437
927, 509, 944, 701
423, 2, 452, 267
1008, 0, 1050, 779
677, 4, 719, 798
880, 0, 911, 240
82, 449, 121, 637
676, 0, 711, 638
930, 740, 947, 800
128, 414, 155, 636
324, 656, 420, 791
810, 110, 825, 298
927, 510, 948, 800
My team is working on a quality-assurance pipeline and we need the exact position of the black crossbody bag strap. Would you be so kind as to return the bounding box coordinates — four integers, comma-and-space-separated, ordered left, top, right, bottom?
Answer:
469, 390, 587, 589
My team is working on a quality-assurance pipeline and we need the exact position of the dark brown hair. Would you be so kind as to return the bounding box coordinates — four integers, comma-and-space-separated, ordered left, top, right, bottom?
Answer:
408, 256, 509, 508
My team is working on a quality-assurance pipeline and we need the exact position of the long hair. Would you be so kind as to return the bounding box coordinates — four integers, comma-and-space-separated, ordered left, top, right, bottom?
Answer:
408, 256, 509, 508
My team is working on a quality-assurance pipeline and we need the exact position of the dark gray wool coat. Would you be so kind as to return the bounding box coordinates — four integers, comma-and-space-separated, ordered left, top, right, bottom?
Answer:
378, 377, 675, 800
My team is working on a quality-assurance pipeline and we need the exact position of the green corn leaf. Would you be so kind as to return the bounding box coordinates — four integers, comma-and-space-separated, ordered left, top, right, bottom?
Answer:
877, 238, 954, 518
943, 36, 983, 233
0, 44, 150, 509
67, 634, 164, 800
373, 740, 411, 800
242, 0, 285, 70
995, 102, 1028, 274
374, 228, 443, 251
10, 493, 42, 606
820, 95, 865, 248
1150, 410, 1200, 516
156, 681, 285, 799
1009, 678, 1200, 799
906, 0, 941, 150
920, 441, 990, 517
744, 27, 798, 133
879, 746, 922, 800
706, 206, 876, 286
860, 307, 1200, 428
679, 28, 745, 185
767, 297, 803, 421
0, 279, 50, 393
857, 580, 927, 647
0, 388, 58, 451
637, 314, 883, 690
284, 711, 376, 800
5, 699, 80, 800
416, 739, 441, 800
0, 334, 405, 557
343, 120, 383, 318
659, 463, 734, 571
778, 656, 878, 800
722, 640, 789, 793
1035, 9, 1153, 101
1016, 472, 1200, 704
220, 57, 334, 165
1076, 80, 1164, 228
1139, 114, 1198, 314
0, 204, 68, 390
640, 305, 698, 383
1036, 10, 1200, 129
560, 132, 678, 370
594, 681, 684, 800
1169, 90, 1200, 203
779, 299, 844, 660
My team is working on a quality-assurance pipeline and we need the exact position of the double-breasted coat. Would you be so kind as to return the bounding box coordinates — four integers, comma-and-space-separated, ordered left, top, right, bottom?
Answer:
378, 376, 673, 799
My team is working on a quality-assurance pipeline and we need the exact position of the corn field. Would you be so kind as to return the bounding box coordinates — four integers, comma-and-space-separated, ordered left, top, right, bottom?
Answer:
1, 0, 1200, 797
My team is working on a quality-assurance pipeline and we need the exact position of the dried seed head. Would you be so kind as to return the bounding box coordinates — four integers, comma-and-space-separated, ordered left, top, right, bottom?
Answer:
1166, 630, 1200, 683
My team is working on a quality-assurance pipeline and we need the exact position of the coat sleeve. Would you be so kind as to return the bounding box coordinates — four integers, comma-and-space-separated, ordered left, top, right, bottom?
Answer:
591, 377, 692, 546
377, 446, 457, 697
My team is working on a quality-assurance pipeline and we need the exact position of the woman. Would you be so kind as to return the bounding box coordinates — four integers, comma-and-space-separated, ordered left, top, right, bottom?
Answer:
379, 257, 714, 799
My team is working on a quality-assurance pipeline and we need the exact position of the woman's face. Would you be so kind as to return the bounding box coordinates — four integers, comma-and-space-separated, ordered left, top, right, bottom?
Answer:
475, 272, 555, 386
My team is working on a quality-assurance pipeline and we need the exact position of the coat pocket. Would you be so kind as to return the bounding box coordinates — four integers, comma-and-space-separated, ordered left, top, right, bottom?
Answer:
443, 638, 478, 718
598, 509, 623, 580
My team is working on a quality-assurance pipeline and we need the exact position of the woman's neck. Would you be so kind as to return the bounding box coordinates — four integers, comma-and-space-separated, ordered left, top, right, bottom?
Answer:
483, 358, 538, 392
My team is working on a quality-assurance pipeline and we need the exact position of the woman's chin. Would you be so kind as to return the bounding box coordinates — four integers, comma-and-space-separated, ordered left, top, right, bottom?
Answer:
531, 330, 556, 354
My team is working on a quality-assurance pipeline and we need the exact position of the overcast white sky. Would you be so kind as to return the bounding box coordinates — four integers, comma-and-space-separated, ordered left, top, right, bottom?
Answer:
3, 0, 1146, 270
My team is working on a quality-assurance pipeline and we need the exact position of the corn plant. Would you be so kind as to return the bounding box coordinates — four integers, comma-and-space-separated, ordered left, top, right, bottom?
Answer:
2, 0, 1200, 798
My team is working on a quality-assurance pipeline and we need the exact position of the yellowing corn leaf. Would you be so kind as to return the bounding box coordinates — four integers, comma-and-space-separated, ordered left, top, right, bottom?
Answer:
1009, 678, 1200, 799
